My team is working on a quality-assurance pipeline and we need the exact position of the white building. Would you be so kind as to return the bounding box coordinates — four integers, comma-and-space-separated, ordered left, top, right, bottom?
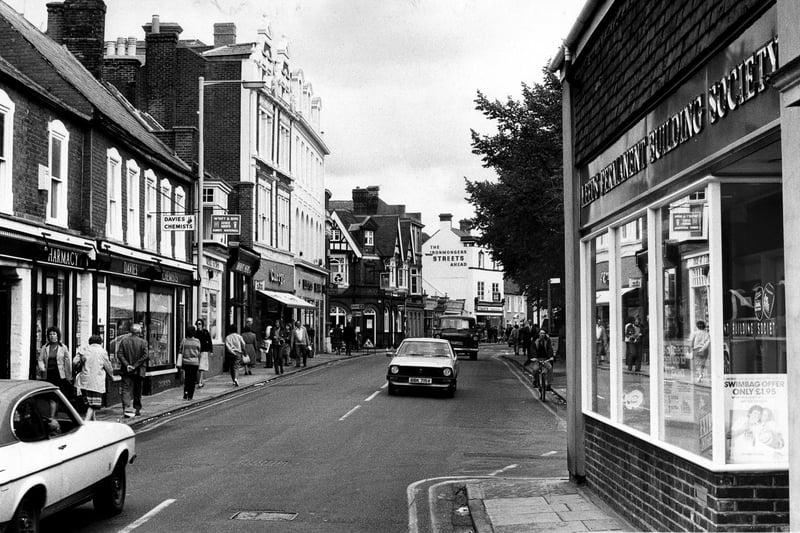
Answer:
421, 214, 504, 332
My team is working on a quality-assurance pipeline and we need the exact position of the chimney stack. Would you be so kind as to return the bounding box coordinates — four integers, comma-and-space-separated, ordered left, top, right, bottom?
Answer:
46, 0, 107, 79
214, 23, 237, 47
144, 14, 181, 128
439, 213, 453, 232
352, 186, 380, 215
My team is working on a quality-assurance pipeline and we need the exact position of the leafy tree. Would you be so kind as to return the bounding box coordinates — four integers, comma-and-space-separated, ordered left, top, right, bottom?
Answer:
465, 66, 564, 300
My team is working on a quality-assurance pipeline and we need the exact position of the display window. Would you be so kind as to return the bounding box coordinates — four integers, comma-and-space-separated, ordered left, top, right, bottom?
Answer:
582, 180, 787, 469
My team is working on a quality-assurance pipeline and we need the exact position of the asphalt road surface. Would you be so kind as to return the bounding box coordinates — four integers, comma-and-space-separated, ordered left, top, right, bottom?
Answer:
44, 343, 567, 532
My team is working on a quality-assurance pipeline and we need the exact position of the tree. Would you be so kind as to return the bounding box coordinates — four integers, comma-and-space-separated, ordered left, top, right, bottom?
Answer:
465, 66, 564, 300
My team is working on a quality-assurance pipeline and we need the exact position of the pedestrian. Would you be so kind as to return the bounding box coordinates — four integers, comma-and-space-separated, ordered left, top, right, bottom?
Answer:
509, 324, 520, 356
343, 320, 356, 356
37, 326, 73, 400
280, 322, 293, 367
306, 323, 315, 357
241, 324, 258, 375
624, 317, 643, 372
73, 334, 114, 421
116, 323, 149, 418
195, 318, 213, 388
520, 320, 533, 358
178, 326, 202, 400
689, 320, 711, 381
270, 322, 284, 375
262, 319, 274, 368
290, 320, 310, 367
595, 317, 608, 363
332, 324, 344, 355
223, 323, 245, 387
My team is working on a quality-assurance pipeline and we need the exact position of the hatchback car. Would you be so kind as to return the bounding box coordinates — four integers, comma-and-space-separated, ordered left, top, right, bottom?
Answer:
435, 315, 479, 360
0, 380, 136, 532
386, 338, 459, 397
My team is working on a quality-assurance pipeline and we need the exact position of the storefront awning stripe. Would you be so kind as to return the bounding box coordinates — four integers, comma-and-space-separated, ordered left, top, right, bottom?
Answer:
257, 289, 315, 309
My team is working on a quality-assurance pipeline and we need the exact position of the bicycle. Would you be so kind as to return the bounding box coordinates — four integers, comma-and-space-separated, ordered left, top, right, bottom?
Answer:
529, 358, 553, 402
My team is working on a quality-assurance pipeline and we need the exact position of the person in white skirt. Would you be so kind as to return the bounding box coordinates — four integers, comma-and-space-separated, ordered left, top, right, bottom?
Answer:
195, 318, 213, 387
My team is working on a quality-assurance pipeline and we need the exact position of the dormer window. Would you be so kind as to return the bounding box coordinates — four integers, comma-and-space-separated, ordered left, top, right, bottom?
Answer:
364, 230, 374, 246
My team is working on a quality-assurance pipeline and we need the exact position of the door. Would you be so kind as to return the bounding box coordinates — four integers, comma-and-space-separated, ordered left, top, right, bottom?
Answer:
0, 288, 9, 378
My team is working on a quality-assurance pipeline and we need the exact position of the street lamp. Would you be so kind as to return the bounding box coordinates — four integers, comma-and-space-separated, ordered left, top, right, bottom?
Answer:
196, 76, 266, 322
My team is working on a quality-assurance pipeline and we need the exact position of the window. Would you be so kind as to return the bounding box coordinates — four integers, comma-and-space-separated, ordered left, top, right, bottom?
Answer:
331, 228, 342, 242
257, 103, 273, 161
277, 192, 290, 250
106, 149, 123, 239
126, 160, 141, 247
144, 171, 157, 251
492, 282, 501, 302
47, 120, 69, 226
478, 251, 485, 268
257, 183, 269, 245
174, 186, 186, 261
0, 89, 14, 214
13, 391, 79, 442
202, 187, 214, 204
477, 281, 485, 300
330, 256, 348, 287
410, 267, 420, 295
159, 179, 172, 256
364, 230, 374, 246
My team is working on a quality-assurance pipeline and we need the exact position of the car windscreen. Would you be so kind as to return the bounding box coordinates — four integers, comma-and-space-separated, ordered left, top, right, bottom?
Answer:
396, 342, 451, 357
440, 318, 472, 329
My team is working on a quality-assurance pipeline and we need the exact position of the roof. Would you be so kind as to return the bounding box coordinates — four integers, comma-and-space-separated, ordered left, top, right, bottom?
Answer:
203, 42, 256, 58
0, 3, 191, 174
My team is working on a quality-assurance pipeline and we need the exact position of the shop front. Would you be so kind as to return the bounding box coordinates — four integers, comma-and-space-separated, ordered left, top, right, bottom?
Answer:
0, 222, 95, 380
227, 244, 260, 332
95, 242, 193, 398
475, 300, 504, 340
295, 262, 327, 353
558, 4, 789, 530
254, 259, 295, 331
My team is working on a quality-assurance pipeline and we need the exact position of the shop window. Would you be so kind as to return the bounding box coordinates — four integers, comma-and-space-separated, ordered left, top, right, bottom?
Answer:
108, 283, 135, 371
35, 269, 69, 354
106, 149, 123, 240
721, 182, 786, 465
0, 89, 14, 214
589, 232, 610, 418
148, 287, 174, 367
47, 120, 69, 227
619, 215, 649, 434
660, 186, 712, 459
126, 160, 141, 248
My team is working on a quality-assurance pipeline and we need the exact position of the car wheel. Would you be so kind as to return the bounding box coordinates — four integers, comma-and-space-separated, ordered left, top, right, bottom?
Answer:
470, 352, 477, 360
93, 459, 127, 517
10, 494, 40, 533
387, 382, 397, 395
446, 383, 456, 398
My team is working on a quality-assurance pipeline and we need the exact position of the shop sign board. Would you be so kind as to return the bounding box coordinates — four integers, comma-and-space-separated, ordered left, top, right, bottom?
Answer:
211, 215, 241, 234
162, 214, 195, 231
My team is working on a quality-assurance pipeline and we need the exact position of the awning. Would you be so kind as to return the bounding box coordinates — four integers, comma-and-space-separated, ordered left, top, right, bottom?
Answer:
257, 289, 315, 309
595, 287, 638, 305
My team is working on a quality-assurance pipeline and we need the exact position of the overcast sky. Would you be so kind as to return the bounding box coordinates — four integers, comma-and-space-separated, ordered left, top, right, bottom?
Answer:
10, 0, 585, 232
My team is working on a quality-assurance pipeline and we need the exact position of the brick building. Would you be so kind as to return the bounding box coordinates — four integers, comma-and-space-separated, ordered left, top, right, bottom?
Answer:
328, 186, 425, 348
551, 0, 796, 530
0, 0, 196, 399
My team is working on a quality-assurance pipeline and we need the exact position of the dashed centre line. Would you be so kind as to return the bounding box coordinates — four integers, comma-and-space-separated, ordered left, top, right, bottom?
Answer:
339, 405, 361, 421
365, 391, 380, 401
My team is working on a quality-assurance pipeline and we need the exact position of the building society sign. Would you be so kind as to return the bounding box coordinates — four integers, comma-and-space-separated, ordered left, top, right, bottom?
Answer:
162, 215, 195, 231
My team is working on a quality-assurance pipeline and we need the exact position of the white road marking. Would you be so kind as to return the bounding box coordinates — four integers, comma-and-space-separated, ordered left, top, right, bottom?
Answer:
339, 405, 361, 421
489, 464, 518, 476
541, 451, 558, 456
380, 382, 388, 389
365, 391, 381, 402
118, 499, 176, 533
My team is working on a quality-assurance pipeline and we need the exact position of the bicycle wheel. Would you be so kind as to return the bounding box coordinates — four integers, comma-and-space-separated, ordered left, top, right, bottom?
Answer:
539, 371, 547, 401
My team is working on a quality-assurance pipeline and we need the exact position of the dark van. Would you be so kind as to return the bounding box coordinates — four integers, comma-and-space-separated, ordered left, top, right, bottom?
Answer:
435, 315, 479, 360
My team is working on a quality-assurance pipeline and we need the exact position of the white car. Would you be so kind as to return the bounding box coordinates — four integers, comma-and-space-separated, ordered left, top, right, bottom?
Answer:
0, 380, 136, 532
386, 338, 459, 397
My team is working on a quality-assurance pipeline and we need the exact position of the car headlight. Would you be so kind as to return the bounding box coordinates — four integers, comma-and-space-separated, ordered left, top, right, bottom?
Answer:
472, 335, 478, 341
434, 334, 441, 338
390, 366, 399, 374
442, 368, 452, 377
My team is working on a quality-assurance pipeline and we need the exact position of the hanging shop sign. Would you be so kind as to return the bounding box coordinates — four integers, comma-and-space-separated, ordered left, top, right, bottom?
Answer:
211, 214, 241, 234
162, 214, 195, 231
581, 34, 779, 209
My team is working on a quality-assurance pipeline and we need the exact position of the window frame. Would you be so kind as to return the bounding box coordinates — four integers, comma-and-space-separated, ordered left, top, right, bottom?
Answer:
125, 159, 141, 248
144, 170, 158, 251
0, 89, 14, 214
46, 120, 69, 227
159, 179, 173, 257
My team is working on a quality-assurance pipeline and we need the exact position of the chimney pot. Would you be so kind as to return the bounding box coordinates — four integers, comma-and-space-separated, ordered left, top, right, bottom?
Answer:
116, 37, 125, 56
152, 14, 160, 33
126, 37, 137, 56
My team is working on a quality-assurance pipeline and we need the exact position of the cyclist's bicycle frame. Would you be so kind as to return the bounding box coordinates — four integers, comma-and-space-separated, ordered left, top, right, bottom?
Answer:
529, 358, 552, 401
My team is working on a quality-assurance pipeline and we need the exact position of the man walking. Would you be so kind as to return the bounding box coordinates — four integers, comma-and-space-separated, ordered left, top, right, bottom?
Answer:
343, 321, 356, 356
290, 321, 310, 367
116, 323, 149, 418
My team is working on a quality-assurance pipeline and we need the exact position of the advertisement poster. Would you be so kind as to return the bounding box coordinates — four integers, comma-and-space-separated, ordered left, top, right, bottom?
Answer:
725, 374, 788, 464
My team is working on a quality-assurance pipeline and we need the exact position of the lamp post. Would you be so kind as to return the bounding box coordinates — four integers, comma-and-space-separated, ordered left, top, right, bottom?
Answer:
196, 76, 266, 322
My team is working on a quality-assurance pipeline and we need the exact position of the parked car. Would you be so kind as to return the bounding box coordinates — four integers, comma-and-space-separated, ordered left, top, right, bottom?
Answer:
0, 380, 136, 532
435, 315, 479, 360
386, 338, 459, 397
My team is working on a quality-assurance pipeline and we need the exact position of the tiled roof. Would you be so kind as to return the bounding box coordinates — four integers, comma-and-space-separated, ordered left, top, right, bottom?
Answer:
0, 3, 190, 173
203, 43, 256, 57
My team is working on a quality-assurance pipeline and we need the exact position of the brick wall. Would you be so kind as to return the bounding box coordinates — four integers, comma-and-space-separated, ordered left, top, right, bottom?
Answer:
233, 181, 254, 248
570, 0, 772, 165
585, 417, 789, 532
46, 0, 106, 79
203, 62, 243, 182
144, 32, 179, 129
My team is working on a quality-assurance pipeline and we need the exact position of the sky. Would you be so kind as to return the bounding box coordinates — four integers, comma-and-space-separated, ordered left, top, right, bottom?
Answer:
8, 0, 586, 232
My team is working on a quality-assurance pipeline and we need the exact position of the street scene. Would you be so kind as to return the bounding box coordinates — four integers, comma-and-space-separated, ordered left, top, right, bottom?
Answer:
1, 0, 799, 531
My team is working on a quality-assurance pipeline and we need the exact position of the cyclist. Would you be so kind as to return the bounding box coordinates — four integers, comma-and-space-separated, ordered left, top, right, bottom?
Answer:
526, 328, 555, 391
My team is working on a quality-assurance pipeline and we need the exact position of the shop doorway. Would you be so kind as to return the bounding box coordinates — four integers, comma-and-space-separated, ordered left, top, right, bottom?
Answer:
0, 288, 9, 378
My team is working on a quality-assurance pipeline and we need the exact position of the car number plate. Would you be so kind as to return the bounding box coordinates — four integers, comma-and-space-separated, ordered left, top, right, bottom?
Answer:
409, 377, 432, 384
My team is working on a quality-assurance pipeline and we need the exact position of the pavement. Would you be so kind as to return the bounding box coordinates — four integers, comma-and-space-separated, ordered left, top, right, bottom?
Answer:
94, 343, 633, 532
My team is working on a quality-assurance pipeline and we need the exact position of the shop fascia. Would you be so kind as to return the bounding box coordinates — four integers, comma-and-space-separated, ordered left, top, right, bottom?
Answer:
580, 35, 779, 208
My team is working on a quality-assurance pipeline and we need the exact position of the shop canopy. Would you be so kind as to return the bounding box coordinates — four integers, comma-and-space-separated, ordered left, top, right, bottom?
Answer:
257, 289, 315, 309
595, 287, 638, 305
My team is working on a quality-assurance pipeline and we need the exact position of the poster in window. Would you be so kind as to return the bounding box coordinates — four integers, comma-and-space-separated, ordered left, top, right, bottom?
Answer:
725, 374, 788, 464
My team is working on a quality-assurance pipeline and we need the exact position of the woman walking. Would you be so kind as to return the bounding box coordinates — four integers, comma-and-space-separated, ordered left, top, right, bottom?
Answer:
195, 318, 213, 388
73, 334, 114, 420
178, 326, 202, 400
270, 322, 284, 375
37, 326, 73, 400
223, 323, 245, 387
241, 324, 258, 376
